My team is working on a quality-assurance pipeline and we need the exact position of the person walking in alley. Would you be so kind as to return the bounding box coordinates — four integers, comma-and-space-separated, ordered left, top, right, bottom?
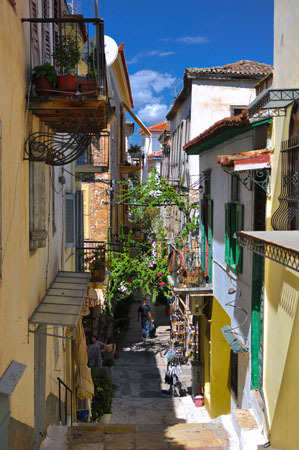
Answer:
88, 334, 106, 369
102, 337, 116, 379
137, 298, 154, 339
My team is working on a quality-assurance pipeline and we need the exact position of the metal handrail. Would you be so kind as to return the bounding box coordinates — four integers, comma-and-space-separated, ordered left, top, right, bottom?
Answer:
57, 377, 73, 426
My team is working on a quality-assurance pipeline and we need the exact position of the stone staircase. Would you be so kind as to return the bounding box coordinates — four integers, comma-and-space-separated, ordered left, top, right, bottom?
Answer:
67, 422, 230, 450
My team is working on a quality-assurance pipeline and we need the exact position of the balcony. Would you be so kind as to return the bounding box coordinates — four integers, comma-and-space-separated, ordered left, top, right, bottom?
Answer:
22, 16, 107, 165
167, 243, 213, 308
272, 135, 299, 230
76, 131, 109, 174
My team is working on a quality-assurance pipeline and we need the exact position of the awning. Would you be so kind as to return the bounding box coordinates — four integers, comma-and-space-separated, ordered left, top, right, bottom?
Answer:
217, 149, 272, 172
238, 231, 299, 272
29, 271, 90, 339
122, 101, 151, 136
248, 88, 299, 117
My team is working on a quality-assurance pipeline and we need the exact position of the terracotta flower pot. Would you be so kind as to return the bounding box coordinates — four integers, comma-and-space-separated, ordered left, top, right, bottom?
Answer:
91, 269, 105, 282
57, 75, 77, 94
79, 80, 97, 94
35, 77, 54, 96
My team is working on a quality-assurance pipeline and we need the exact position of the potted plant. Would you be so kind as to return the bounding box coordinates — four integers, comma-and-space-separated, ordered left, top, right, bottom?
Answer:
53, 30, 81, 94
79, 44, 97, 94
85, 245, 105, 282
32, 62, 57, 96
91, 368, 115, 423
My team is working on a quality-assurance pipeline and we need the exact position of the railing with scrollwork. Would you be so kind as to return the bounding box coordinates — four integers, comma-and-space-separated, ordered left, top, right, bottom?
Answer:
271, 135, 299, 230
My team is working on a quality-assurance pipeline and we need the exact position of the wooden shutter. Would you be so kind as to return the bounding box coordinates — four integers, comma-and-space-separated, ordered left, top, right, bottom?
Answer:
200, 200, 206, 272
207, 199, 213, 282
30, 0, 40, 66
65, 193, 75, 248
230, 203, 237, 267
225, 203, 230, 264
235, 204, 244, 273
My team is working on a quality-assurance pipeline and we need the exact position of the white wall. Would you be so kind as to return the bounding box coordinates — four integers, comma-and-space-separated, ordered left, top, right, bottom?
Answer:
190, 79, 257, 139
200, 128, 264, 409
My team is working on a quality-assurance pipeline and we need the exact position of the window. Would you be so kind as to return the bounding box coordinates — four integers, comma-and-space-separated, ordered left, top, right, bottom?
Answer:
230, 106, 246, 117
200, 198, 213, 283
225, 203, 244, 273
65, 193, 75, 247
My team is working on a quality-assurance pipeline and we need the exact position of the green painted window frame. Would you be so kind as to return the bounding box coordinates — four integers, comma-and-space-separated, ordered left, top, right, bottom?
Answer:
225, 203, 244, 273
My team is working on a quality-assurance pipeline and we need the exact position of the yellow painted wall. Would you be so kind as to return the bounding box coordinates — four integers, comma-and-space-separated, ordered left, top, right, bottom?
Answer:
0, 1, 76, 443
204, 297, 231, 418
262, 2, 299, 444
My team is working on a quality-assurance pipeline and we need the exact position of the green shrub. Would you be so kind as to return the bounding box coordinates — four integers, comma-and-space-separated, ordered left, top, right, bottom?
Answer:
91, 368, 115, 419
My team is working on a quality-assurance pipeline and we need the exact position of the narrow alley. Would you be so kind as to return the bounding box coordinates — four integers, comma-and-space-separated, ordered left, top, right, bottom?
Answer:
66, 300, 234, 449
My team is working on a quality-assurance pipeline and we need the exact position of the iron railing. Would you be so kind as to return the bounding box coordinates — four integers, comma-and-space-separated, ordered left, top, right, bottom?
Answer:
272, 135, 299, 230
57, 377, 73, 426
22, 16, 105, 96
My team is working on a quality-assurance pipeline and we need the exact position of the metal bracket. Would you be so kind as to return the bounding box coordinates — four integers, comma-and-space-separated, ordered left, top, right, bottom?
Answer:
224, 168, 271, 196
28, 321, 75, 342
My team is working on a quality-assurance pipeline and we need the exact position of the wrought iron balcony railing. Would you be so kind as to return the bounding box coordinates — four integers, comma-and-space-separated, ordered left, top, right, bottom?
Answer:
271, 135, 299, 230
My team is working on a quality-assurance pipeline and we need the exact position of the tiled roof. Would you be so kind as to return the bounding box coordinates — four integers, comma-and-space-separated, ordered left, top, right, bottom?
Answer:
217, 149, 273, 167
184, 110, 249, 152
138, 121, 167, 134
187, 60, 273, 78
148, 151, 162, 158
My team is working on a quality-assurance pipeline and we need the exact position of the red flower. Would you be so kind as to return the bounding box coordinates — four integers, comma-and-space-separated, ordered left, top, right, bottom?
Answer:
127, 278, 133, 283
157, 272, 163, 277
159, 282, 166, 287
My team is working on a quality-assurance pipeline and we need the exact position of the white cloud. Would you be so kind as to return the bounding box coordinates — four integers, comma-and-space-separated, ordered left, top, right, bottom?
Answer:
161, 36, 209, 44
130, 70, 176, 125
130, 70, 175, 110
127, 50, 174, 64
138, 104, 168, 124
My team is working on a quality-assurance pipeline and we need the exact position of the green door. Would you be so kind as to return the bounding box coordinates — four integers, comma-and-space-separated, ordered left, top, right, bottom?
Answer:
251, 253, 264, 392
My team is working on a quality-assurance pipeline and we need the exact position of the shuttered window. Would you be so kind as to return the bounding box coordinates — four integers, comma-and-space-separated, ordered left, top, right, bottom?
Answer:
225, 203, 244, 273
65, 193, 75, 248
200, 198, 213, 282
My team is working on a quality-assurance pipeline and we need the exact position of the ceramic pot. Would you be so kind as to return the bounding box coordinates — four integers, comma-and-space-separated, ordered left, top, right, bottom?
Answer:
57, 75, 77, 94
99, 413, 111, 424
35, 77, 54, 96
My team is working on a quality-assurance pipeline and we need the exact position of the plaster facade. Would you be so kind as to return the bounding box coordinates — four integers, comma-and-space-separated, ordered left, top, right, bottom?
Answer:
261, 1, 299, 447
0, 1, 84, 448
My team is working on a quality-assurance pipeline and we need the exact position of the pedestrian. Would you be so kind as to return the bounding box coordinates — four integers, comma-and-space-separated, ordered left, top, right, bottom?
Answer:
102, 337, 116, 379
137, 297, 154, 339
88, 334, 106, 369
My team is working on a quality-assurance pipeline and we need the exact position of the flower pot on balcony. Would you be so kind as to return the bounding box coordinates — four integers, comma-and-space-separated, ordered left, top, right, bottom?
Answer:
98, 413, 111, 424
79, 80, 97, 94
35, 77, 54, 96
91, 269, 105, 282
57, 75, 77, 94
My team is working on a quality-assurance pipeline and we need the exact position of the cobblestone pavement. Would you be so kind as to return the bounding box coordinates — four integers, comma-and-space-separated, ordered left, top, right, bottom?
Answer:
67, 300, 232, 449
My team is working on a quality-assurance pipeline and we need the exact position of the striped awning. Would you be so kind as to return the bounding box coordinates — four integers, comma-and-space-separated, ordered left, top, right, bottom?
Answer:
29, 271, 90, 337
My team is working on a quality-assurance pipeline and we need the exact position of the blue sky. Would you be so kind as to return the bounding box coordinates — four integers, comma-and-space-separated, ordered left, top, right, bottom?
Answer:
77, 0, 274, 143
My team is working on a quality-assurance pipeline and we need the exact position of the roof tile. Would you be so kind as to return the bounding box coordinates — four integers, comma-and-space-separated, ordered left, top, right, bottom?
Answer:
187, 60, 273, 78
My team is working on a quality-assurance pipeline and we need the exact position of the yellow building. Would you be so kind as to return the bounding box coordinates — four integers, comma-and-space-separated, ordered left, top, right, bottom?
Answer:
0, 1, 107, 448
238, 0, 299, 448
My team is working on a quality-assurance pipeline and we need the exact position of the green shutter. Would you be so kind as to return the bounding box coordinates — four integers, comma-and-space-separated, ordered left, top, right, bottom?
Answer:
230, 203, 237, 266
207, 199, 213, 282
235, 204, 244, 273
200, 200, 206, 272
225, 203, 230, 264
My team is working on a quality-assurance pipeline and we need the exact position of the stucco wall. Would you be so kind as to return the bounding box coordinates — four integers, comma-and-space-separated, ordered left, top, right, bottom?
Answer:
262, 2, 299, 448
0, 2, 77, 445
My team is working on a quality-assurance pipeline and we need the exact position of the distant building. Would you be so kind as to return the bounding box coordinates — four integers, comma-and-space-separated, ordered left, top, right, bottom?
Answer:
138, 121, 167, 179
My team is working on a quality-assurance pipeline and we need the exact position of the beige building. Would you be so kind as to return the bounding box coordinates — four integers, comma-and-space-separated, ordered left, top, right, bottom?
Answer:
0, 1, 107, 448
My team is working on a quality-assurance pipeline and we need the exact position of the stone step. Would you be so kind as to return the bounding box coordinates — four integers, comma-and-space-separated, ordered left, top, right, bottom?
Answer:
231, 409, 267, 450
67, 422, 230, 449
